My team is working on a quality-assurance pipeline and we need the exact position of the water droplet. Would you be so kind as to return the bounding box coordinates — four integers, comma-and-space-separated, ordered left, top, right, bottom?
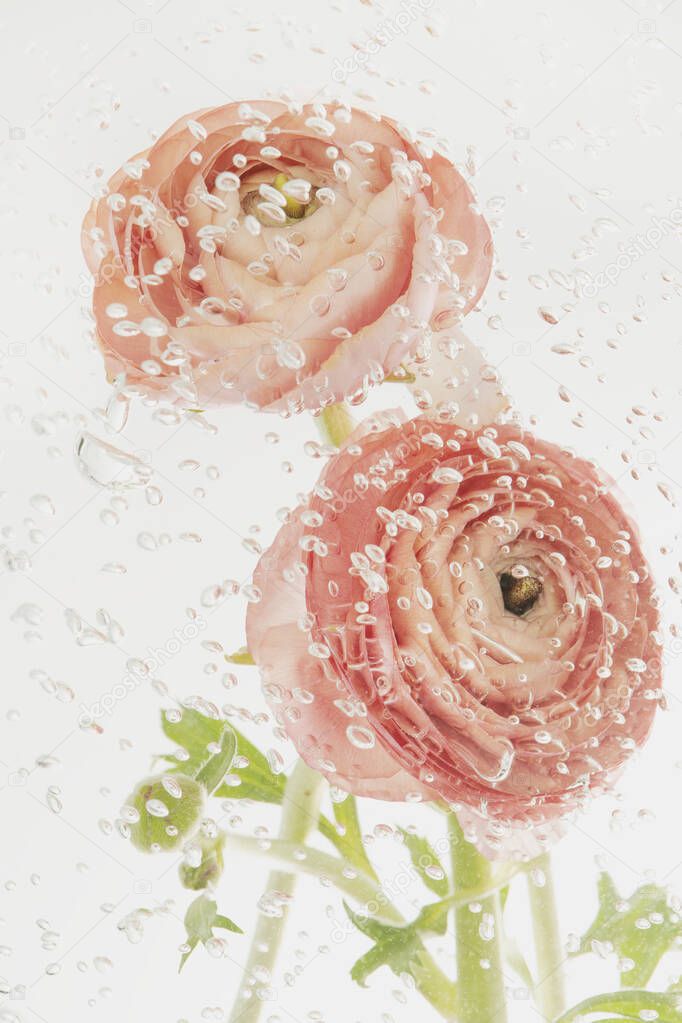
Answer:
75, 433, 152, 490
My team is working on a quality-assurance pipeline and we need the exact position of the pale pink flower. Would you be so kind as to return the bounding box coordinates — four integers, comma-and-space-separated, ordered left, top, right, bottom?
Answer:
247, 410, 662, 854
82, 100, 492, 413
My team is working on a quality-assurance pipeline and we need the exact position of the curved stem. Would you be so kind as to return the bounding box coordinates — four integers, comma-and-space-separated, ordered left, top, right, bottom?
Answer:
449, 814, 508, 1023
227, 760, 323, 1023
227, 832, 457, 1018
229, 832, 522, 918
228, 834, 403, 924
528, 853, 565, 1020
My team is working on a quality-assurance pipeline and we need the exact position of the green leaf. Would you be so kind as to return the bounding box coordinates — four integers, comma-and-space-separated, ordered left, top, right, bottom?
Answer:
214, 913, 241, 932
344, 902, 431, 986
574, 871, 682, 988
215, 729, 286, 804
343, 904, 457, 1016
557, 990, 682, 1022
319, 795, 377, 881
343, 898, 455, 986
179, 893, 242, 971
398, 827, 449, 898
160, 708, 236, 795
161, 708, 225, 776
160, 708, 285, 805
412, 899, 450, 935
225, 647, 255, 665
195, 727, 236, 795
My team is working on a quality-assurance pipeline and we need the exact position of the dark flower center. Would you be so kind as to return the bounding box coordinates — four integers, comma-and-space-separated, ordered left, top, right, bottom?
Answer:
499, 572, 543, 616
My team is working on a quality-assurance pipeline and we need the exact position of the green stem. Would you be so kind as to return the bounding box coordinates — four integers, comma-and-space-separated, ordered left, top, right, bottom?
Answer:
228, 834, 403, 925
227, 760, 323, 1023
228, 832, 521, 919
227, 834, 457, 1018
449, 814, 508, 1023
316, 402, 357, 447
528, 853, 565, 1021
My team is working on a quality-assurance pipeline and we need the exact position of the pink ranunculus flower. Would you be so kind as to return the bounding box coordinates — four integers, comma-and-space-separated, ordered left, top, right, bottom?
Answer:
247, 410, 663, 854
81, 99, 492, 413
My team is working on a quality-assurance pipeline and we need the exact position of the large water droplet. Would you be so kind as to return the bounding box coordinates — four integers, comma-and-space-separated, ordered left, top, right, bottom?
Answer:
75, 433, 153, 490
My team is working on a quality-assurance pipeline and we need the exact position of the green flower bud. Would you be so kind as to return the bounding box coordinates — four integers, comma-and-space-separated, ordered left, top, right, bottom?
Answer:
179, 832, 225, 891
128, 774, 204, 853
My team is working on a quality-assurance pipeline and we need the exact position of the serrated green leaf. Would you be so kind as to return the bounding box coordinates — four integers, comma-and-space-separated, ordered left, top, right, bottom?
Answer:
343, 904, 457, 1015
557, 990, 682, 1022
179, 894, 242, 971
318, 795, 377, 881
398, 827, 449, 898
573, 871, 682, 988
344, 902, 427, 986
343, 902, 457, 1014
412, 899, 450, 935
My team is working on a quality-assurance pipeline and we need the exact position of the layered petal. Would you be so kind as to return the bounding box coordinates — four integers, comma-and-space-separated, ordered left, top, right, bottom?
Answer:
247, 411, 663, 856
82, 99, 492, 412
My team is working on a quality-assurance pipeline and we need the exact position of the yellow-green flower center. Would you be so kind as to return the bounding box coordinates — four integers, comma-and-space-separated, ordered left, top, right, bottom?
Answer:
241, 173, 317, 226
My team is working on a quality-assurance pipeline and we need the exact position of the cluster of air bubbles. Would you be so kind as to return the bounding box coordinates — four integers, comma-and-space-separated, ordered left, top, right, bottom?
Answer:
30, 669, 75, 704
257, 889, 294, 920
64, 607, 123, 646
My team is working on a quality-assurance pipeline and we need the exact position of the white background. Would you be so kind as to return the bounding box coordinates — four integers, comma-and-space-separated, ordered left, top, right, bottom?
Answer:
2, 0, 682, 1021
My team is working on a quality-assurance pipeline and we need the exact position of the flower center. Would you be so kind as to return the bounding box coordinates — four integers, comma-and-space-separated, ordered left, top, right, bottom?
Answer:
241, 173, 318, 226
499, 572, 543, 616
